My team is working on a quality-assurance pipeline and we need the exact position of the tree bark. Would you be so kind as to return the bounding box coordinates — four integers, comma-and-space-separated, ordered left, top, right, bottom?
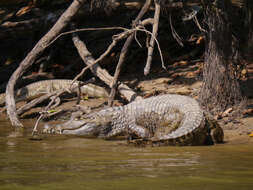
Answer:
5, 0, 87, 128
200, 0, 243, 113
245, 0, 253, 60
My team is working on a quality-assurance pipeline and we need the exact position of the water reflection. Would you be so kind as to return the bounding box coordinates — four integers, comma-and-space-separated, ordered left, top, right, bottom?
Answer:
0, 119, 253, 190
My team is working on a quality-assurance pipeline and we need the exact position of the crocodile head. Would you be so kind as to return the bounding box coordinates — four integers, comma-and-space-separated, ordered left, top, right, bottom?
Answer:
43, 107, 122, 138
43, 114, 113, 137
61, 115, 113, 137
63, 122, 111, 137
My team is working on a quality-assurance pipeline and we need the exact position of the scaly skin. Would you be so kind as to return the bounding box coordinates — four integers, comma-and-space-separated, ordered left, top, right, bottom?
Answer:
43, 94, 224, 146
0, 79, 108, 106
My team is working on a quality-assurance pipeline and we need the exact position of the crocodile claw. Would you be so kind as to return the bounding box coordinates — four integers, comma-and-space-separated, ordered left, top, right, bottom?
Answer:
54, 125, 64, 134
43, 124, 65, 134
43, 124, 56, 134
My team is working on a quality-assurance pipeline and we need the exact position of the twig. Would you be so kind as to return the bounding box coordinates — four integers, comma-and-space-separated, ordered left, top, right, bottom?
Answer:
169, 12, 184, 47
17, 91, 58, 116
32, 93, 61, 136
134, 30, 143, 48
31, 90, 70, 136
46, 26, 129, 48
193, 16, 207, 33
32, 114, 44, 135
136, 27, 165, 70
71, 19, 153, 85
132, 0, 152, 26
32, 90, 64, 136
144, 0, 161, 76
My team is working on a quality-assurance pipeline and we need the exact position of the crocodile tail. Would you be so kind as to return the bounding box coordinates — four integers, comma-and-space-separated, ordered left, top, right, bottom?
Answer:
129, 118, 208, 147
153, 97, 205, 145
128, 95, 207, 146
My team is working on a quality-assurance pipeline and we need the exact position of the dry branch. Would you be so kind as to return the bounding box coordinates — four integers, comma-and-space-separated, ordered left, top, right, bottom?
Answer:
6, 0, 87, 128
108, 0, 152, 105
144, 0, 160, 76
72, 31, 141, 102
17, 92, 58, 116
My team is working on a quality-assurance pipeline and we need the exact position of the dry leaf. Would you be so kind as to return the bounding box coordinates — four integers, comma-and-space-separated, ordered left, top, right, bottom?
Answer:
16, 3, 34, 17
196, 36, 204, 44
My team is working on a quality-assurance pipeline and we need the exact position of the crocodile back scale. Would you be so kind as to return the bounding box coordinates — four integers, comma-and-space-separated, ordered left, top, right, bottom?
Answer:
107, 94, 207, 145
0, 79, 109, 106
43, 94, 224, 146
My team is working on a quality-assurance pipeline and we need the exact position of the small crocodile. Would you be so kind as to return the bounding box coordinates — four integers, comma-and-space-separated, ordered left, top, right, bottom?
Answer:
43, 94, 224, 146
0, 79, 108, 106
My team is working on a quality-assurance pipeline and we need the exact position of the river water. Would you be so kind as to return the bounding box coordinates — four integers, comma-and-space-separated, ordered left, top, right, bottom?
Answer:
0, 119, 253, 190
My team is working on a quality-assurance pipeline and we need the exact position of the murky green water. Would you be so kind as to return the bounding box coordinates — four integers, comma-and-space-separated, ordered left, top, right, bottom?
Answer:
0, 119, 253, 190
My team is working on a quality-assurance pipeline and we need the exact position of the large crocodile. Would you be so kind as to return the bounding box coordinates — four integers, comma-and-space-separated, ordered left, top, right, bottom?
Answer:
43, 94, 224, 146
0, 79, 108, 106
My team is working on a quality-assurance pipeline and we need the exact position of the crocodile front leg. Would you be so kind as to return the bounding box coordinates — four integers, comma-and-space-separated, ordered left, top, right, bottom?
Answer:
103, 123, 150, 140
128, 123, 151, 139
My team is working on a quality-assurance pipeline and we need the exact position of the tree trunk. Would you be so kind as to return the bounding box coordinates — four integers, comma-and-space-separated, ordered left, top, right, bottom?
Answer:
200, 0, 243, 113
245, 0, 253, 60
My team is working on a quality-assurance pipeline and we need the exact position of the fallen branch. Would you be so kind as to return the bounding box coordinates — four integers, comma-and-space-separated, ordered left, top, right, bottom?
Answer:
144, 0, 160, 76
72, 30, 141, 102
17, 91, 58, 116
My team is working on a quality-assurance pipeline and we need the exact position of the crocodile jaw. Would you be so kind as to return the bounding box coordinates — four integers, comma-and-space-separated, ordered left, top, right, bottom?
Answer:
62, 122, 102, 137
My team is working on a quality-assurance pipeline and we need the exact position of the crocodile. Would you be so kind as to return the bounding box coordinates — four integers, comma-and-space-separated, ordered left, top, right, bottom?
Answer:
0, 79, 108, 106
43, 94, 224, 146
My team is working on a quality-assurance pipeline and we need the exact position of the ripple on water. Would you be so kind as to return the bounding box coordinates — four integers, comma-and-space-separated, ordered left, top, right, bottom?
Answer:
0, 120, 253, 190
